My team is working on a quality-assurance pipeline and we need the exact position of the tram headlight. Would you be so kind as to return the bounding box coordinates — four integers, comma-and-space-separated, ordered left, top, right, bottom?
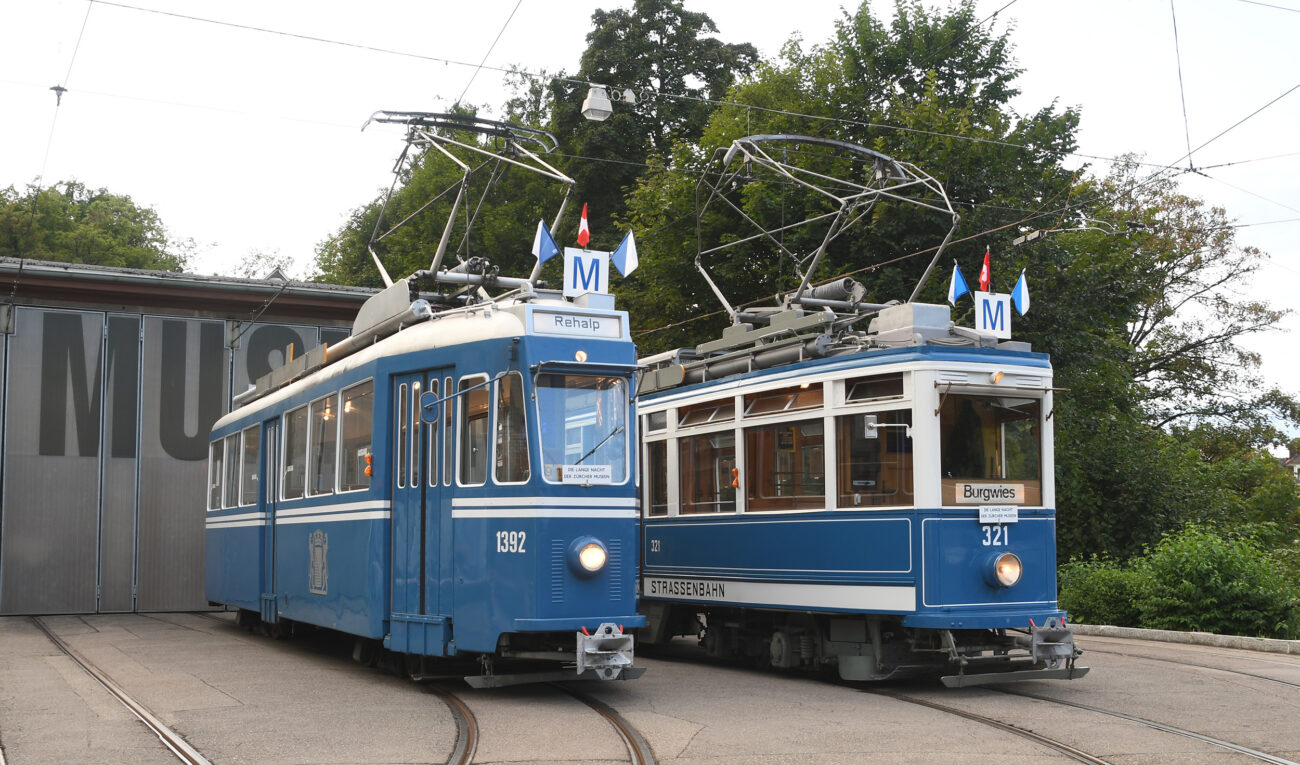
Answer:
568, 537, 608, 576
986, 552, 1023, 588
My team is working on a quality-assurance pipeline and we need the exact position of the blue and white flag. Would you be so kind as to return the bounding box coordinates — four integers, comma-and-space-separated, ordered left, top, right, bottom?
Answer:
948, 261, 970, 305
531, 219, 561, 264
1012, 269, 1030, 315
611, 230, 638, 276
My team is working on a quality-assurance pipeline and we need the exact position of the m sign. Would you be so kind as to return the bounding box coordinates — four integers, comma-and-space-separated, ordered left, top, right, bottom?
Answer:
563, 247, 609, 297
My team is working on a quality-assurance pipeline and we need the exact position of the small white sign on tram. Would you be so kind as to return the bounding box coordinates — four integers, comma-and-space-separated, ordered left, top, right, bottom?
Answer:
974, 291, 1012, 339
563, 247, 609, 298
979, 505, 1019, 524
562, 464, 613, 485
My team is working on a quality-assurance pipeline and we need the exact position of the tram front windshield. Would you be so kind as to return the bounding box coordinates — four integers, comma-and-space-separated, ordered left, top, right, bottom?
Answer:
939, 394, 1042, 504
537, 373, 629, 484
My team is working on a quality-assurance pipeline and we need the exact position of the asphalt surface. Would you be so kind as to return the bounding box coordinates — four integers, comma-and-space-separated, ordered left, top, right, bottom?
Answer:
2, 613, 1298, 764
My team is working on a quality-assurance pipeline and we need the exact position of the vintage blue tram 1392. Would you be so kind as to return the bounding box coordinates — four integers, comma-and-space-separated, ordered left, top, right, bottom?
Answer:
634, 134, 1087, 687
204, 113, 644, 686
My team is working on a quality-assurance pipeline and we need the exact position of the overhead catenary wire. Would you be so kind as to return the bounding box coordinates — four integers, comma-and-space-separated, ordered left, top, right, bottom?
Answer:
455, 0, 524, 107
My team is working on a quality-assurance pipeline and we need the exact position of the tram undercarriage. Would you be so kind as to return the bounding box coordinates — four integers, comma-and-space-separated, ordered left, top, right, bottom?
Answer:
642, 604, 1087, 686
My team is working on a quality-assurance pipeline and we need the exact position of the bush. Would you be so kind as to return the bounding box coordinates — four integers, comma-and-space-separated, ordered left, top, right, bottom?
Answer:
1133, 525, 1299, 639
1058, 557, 1143, 626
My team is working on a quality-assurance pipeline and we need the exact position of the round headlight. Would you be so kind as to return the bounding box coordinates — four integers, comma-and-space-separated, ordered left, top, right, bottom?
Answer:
579, 542, 607, 572
567, 537, 608, 576
992, 552, 1023, 587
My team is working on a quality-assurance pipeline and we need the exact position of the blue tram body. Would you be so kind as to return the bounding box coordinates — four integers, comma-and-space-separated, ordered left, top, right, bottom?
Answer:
205, 286, 644, 685
637, 308, 1087, 685
630, 132, 1087, 685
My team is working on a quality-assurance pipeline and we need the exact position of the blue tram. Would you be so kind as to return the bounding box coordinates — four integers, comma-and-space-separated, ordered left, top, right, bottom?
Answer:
635, 135, 1087, 686
204, 113, 643, 686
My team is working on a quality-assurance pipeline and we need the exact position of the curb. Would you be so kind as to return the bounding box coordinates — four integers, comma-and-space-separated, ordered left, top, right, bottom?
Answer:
1070, 623, 1300, 655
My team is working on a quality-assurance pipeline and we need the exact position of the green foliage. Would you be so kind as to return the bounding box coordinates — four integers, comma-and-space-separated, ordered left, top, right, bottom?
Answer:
1057, 557, 1142, 627
624, 0, 1079, 352
0, 181, 190, 271
1060, 526, 1300, 639
1134, 525, 1299, 639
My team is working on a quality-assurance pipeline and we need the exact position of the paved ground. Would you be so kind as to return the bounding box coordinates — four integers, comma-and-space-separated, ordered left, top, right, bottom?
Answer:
2, 613, 1298, 764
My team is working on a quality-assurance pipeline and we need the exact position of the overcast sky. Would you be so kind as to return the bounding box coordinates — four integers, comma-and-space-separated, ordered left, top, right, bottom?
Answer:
2, 0, 1297, 431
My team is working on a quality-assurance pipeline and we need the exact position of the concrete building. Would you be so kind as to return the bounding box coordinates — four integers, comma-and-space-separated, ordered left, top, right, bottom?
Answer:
0, 258, 373, 614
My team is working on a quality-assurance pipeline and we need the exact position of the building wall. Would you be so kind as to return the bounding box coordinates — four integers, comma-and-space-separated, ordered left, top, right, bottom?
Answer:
0, 301, 356, 614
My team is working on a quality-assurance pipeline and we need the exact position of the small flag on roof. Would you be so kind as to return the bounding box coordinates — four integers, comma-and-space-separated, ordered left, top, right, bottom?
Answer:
531, 219, 560, 264
577, 203, 591, 247
948, 261, 970, 305
978, 246, 991, 292
1012, 269, 1030, 315
611, 231, 638, 276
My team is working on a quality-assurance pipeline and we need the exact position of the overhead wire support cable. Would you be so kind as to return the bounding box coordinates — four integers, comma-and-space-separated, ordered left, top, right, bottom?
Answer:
1169, 0, 1197, 171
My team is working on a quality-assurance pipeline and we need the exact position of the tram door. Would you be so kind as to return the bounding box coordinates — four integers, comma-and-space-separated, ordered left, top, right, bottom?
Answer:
261, 419, 279, 622
392, 371, 446, 619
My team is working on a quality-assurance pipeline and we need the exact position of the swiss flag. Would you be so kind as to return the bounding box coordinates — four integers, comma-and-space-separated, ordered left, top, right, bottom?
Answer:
577, 203, 591, 247
978, 247, 990, 292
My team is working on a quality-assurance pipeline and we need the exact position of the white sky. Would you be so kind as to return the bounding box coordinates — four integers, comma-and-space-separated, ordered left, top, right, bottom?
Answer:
2, 0, 1297, 433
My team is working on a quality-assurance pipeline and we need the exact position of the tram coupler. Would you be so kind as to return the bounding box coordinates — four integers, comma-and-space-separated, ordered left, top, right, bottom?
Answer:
576, 622, 636, 680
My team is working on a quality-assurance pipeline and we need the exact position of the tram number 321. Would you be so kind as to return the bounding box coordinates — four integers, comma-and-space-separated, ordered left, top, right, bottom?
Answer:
495, 530, 527, 553
981, 524, 1010, 546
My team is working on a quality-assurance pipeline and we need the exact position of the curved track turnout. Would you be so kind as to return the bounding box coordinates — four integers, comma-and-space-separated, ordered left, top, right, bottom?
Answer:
550, 683, 656, 765
31, 617, 210, 765
422, 684, 479, 765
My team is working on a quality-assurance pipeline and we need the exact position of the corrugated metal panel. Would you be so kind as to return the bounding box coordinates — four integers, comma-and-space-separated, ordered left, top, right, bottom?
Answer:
99, 315, 141, 613
0, 308, 102, 614
136, 317, 228, 611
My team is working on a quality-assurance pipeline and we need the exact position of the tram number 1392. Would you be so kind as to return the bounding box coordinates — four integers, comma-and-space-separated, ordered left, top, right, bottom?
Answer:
496, 530, 527, 553
981, 524, 1009, 546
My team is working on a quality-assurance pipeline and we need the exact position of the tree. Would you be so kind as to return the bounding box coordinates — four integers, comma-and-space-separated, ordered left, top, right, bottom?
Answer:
550, 0, 757, 248
622, 0, 1080, 353
316, 0, 758, 287
0, 181, 191, 271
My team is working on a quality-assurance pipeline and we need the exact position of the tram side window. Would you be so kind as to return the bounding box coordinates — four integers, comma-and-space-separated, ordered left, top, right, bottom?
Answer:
309, 393, 338, 496
646, 440, 667, 516
495, 372, 530, 483
459, 375, 490, 486
837, 410, 913, 507
283, 405, 308, 500
240, 425, 260, 505
744, 383, 823, 417
340, 380, 374, 492
679, 432, 735, 513
208, 439, 223, 510
223, 434, 240, 508
425, 379, 439, 488
746, 420, 825, 511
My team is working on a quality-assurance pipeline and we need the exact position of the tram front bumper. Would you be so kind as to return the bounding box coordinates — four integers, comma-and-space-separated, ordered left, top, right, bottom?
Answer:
577, 622, 636, 680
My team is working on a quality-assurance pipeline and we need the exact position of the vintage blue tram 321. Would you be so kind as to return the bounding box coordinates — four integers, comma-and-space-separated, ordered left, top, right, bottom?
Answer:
204, 113, 643, 686
636, 135, 1088, 686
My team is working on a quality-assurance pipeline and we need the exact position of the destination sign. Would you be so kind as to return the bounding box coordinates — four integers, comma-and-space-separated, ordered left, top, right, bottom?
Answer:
532, 310, 622, 339
955, 483, 1024, 504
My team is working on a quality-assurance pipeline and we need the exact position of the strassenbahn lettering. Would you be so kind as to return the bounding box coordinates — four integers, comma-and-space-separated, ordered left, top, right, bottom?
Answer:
647, 578, 726, 599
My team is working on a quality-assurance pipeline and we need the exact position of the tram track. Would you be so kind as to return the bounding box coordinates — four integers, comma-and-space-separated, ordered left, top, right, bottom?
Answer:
868, 689, 1111, 764
423, 683, 479, 765
31, 617, 210, 765
992, 688, 1300, 765
550, 683, 656, 765
1083, 643, 1300, 691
